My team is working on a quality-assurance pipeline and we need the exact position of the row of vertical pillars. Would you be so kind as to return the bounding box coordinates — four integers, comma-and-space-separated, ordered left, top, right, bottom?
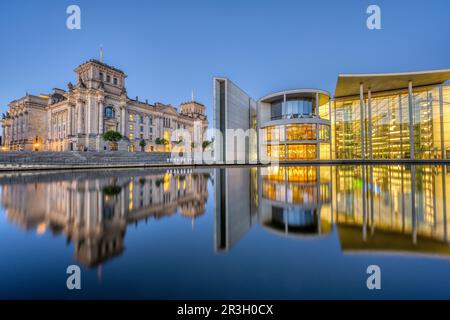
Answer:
358, 81, 446, 160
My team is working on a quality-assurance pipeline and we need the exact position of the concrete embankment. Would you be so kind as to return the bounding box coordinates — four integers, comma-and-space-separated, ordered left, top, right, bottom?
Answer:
0, 151, 189, 171
1, 151, 450, 171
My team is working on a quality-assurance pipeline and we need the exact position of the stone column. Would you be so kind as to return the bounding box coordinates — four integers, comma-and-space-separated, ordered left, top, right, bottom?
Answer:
4, 124, 7, 146
121, 106, 126, 135
58, 112, 60, 138
72, 106, 76, 136
16, 115, 19, 141
68, 105, 73, 136
60, 112, 63, 140
14, 115, 18, 142
98, 98, 104, 134
65, 111, 68, 137
145, 115, 149, 138
23, 112, 27, 140
15, 114, 19, 141
87, 97, 92, 135
10, 116, 14, 143
11, 115, 17, 141
48, 112, 52, 141
76, 100, 83, 134
18, 113, 23, 141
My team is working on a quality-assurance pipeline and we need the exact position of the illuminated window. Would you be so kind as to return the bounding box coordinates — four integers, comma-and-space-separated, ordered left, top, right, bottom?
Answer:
320, 144, 330, 160
286, 124, 316, 141
267, 145, 285, 160
129, 114, 134, 121
286, 144, 316, 160
319, 125, 330, 141
129, 124, 134, 140
319, 99, 330, 120
265, 126, 284, 142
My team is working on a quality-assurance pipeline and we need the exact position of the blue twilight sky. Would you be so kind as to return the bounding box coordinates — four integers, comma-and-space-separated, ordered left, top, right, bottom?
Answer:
0, 0, 449, 125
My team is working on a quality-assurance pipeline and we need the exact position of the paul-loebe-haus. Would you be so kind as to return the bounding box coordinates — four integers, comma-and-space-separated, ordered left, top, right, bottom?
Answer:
214, 69, 450, 162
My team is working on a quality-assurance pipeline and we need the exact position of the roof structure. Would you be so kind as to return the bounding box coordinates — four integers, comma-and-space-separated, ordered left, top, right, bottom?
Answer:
334, 69, 450, 98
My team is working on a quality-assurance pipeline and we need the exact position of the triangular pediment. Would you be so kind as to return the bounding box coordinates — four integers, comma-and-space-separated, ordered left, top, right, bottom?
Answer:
160, 106, 179, 116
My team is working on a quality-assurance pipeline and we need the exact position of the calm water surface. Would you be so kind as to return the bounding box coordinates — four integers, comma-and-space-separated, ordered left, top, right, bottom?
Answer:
1, 165, 450, 299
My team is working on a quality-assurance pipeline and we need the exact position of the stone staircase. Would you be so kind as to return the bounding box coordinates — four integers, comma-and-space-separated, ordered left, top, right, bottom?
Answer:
0, 151, 176, 166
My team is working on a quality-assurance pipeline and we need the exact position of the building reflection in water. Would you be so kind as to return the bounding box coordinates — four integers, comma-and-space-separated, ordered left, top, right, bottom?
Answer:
2, 165, 450, 268
215, 165, 450, 257
0, 169, 210, 267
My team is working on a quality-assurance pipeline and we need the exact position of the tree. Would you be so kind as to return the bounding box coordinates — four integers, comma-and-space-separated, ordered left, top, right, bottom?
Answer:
102, 185, 122, 197
102, 131, 122, 151
155, 137, 170, 151
139, 139, 147, 152
202, 140, 212, 151
102, 130, 122, 143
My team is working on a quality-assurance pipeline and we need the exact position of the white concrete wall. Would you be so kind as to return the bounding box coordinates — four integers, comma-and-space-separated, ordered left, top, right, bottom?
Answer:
213, 78, 257, 164
258, 101, 271, 126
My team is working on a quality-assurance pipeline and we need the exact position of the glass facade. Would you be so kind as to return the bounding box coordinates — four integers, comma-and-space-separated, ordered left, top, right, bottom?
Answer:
262, 91, 331, 161
286, 124, 316, 140
270, 97, 315, 120
333, 84, 450, 160
263, 123, 331, 160
267, 144, 285, 160
318, 99, 330, 120
259, 82, 450, 162
369, 93, 410, 159
266, 125, 284, 142
286, 144, 316, 160
334, 99, 362, 159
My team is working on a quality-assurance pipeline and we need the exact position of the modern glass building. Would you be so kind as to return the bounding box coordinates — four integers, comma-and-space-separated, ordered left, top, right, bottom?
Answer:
214, 69, 450, 162
333, 70, 450, 160
258, 89, 331, 161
